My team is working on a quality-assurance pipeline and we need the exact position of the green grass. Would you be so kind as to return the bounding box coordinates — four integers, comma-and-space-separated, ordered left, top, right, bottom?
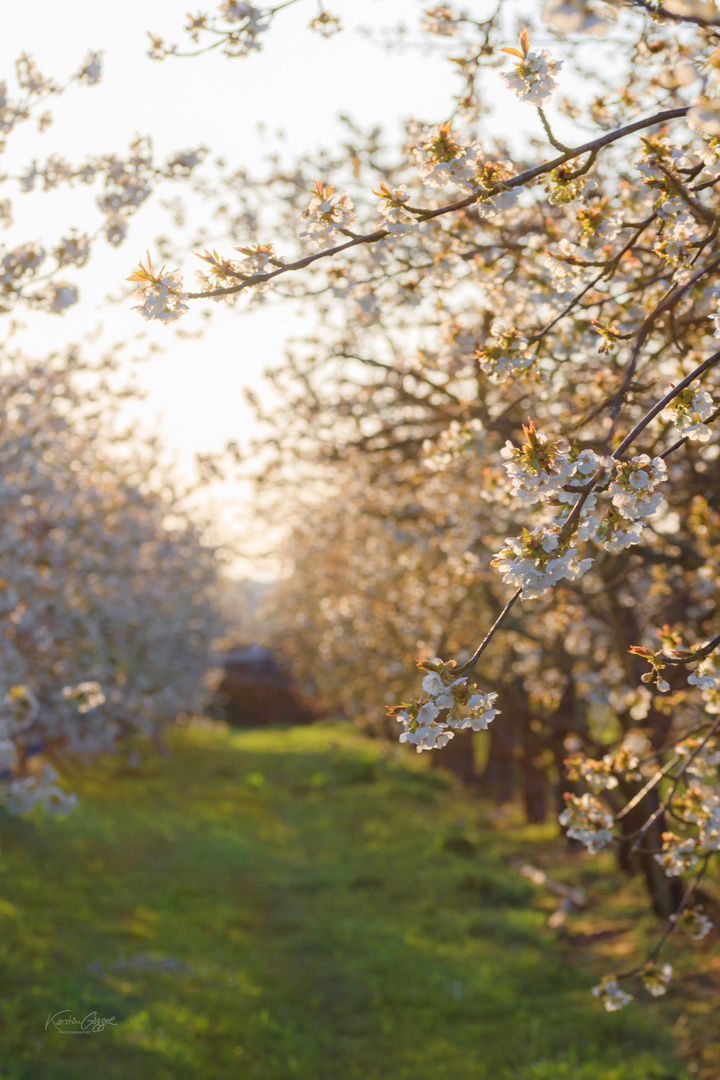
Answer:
0, 721, 713, 1079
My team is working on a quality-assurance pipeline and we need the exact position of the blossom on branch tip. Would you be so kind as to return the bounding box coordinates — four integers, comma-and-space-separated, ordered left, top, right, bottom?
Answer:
492, 526, 593, 600
592, 977, 633, 1012
500, 31, 562, 106
655, 832, 701, 876
476, 325, 535, 380
641, 963, 672, 997
75, 51, 103, 85
670, 905, 714, 940
388, 657, 499, 752
565, 752, 619, 792
661, 383, 715, 442
374, 183, 417, 235
609, 455, 667, 521
499, 420, 601, 506
299, 180, 356, 248
128, 252, 188, 324
413, 121, 483, 192
559, 792, 614, 852
47, 281, 79, 313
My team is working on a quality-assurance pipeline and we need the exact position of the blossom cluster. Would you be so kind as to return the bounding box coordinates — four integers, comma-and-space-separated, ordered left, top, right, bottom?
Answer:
194, 243, 280, 302
308, 11, 342, 37
655, 832, 701, 876
559, 792, 615, 852
500, 34, 562, 106
592, 977, 633, 1012
660, 383, 715, 442
500, 421, 599, 505
476, 325, 535, 380
388, 658, 499, 752
3, 763, 79, 817
413, 121, 484, 193
670, 905, 714, 940
564, 752, 619, 793
492, 525, 593, 600
62, 681, 106, 715
641, 963, 673, 998
374, 183, 417, 236
128, 253, 189, 324
299, 180, 357, 248
149, 3, 272, 60
607, 454, 668, 520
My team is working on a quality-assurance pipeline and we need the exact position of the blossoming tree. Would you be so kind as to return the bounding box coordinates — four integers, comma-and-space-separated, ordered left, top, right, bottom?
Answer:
0, 48, 223, 818
134, 0, 720, 1008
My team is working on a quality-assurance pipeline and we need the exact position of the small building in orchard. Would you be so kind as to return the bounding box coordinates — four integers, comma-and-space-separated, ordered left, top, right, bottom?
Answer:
215, 645, 315, 728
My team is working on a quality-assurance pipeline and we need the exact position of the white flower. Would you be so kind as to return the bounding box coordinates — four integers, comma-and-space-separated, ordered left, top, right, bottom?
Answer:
375, 184, 416, 235
592, 978, 633, 1012
655, 832, 700, 876
641, 963, 673, 997
492, 527, 593, 600
688, 669, 718, 691
671, 906, 714, 939
501, 49, 562, 106
559, 792, 614, 852
299, 182, 356, 248
413, 121, 483, 192
3, 764, 78, 817
609, 455, 667, 520
393, 661, 499, 751
132, 268, 189, 324
661, 383, 715, 442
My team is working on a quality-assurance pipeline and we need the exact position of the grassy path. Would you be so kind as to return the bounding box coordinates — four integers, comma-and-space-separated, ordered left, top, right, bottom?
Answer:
0, 722, 711, 1078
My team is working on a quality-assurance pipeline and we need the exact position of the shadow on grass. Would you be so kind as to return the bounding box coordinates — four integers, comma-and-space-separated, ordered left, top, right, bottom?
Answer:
0, 722, 692, 1080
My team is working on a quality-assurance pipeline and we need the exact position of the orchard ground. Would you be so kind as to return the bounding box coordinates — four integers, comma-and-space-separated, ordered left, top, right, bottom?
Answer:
0, 720, 718, 1080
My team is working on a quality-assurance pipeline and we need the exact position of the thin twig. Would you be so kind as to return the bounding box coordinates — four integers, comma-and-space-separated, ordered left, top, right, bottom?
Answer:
456, 588, 522, 677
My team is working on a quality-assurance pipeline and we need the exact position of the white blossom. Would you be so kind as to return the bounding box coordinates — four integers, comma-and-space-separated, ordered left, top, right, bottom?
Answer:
413, 121, 484, 192
393, 658, 499, 752
592, 978, 633, 1011
299, 181, 356, 247
492, 527, 593, 599
609, 455, 667, 520
131, 267, 189, 324
661, 383, 714, 442
559, 792, 614, 852
501, 49, 562, 106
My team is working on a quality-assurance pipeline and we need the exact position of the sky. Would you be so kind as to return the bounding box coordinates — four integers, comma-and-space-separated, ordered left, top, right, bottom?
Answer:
1, 0, 535, 576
